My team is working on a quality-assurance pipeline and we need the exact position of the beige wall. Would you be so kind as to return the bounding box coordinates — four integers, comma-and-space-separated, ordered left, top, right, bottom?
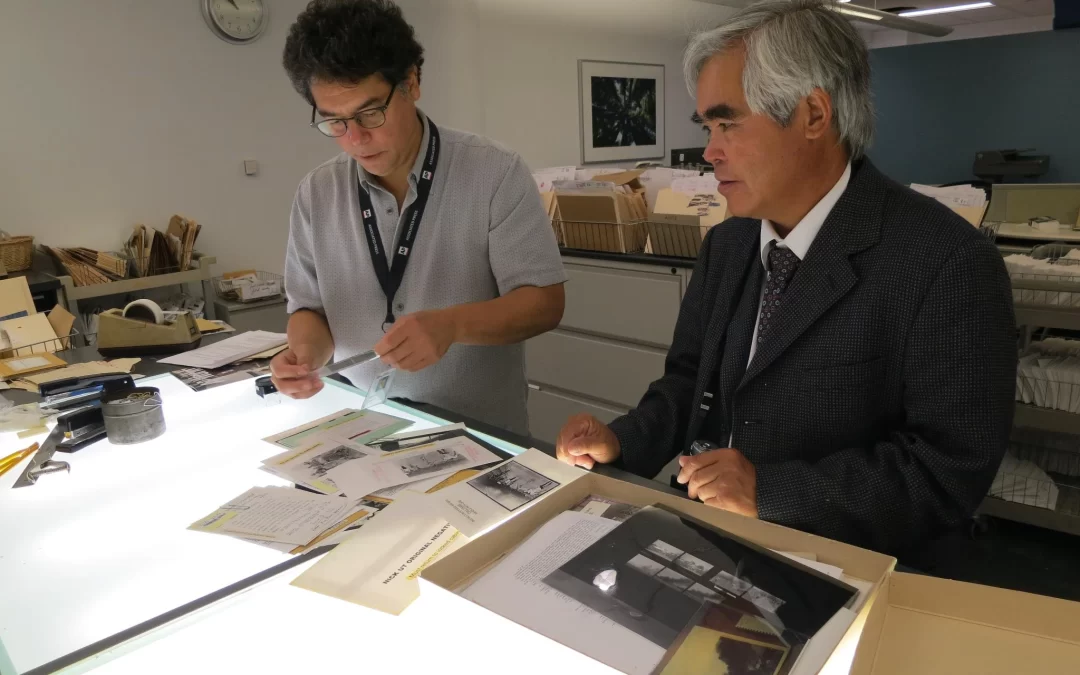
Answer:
0, 0, 717, 274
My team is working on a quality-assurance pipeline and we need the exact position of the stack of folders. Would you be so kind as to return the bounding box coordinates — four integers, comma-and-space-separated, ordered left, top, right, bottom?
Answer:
188, 409, 512, 554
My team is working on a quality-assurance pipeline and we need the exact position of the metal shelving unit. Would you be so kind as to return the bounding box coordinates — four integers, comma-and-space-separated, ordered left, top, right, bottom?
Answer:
983, 242, 1080, 534
55, 254, 217, 321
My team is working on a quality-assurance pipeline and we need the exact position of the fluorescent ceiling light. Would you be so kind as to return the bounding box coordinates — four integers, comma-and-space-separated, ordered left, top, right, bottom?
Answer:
824, 2, 954, 36
898, 2, 994, 17
838, 7, 882, 20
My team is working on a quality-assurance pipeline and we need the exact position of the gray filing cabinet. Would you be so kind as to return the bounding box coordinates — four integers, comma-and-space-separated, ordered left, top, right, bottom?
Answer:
526, 254, 692, 443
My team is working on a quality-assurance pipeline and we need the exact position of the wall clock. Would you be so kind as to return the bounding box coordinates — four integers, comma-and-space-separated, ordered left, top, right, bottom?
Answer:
202, 0, 269, 45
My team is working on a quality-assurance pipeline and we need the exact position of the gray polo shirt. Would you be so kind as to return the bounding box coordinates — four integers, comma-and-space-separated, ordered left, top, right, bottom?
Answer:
285, 112, 566, 435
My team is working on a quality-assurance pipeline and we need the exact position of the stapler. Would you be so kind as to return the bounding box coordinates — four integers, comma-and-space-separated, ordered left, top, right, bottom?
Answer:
39, 374, 136, 451
40, 374, 136, 412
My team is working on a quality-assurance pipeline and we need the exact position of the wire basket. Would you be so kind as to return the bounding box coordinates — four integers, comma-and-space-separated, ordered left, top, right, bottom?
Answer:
993, 429, 1080, 514
1007, 243, 1080, 308
213, 271, 285, 303
556, 219, 647, 254
1015, 363, 1080, 413
644, 220, 712, 258
0, 322, 82, 358
0, 235, 34, 272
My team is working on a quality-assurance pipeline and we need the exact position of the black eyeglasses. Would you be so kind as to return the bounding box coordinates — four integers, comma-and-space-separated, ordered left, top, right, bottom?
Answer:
310, 84, 397, 138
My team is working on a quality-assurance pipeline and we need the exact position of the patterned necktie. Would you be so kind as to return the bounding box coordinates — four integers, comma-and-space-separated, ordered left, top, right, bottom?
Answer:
756, 244, 801, 345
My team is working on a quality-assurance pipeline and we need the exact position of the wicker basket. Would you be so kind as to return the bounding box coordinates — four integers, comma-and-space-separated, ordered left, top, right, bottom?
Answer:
0, 235, 34, 272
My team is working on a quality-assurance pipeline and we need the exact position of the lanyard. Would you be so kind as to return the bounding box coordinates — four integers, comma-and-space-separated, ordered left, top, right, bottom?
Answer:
357, 120, 440, 330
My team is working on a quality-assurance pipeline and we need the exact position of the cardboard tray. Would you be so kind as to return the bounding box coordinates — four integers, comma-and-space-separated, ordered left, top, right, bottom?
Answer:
851, 572, 1080, 674
421, 471, 895, 673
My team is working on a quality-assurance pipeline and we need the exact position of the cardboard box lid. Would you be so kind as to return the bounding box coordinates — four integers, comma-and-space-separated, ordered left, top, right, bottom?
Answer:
851, 572, 1080, 675
592, 169, 646, 190
0, 313, 59, 356
422, 471, 893, 674
540, 191, 558, 220
0, 277, 37, 321
557, 193, 636, 224
653, 188, 730, 226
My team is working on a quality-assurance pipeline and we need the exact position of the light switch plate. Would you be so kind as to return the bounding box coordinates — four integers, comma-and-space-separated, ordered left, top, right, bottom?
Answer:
243, 160, 258, 176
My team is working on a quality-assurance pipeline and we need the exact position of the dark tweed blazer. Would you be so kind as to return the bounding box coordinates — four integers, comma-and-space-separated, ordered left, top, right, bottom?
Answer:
608, 159, 1017, 554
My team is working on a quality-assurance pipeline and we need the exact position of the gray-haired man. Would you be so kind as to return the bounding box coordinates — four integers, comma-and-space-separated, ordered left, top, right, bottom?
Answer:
557, 0, 1016, 554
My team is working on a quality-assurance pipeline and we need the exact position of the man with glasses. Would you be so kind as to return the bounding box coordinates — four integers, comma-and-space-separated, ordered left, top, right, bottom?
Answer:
273, 0, 566, 435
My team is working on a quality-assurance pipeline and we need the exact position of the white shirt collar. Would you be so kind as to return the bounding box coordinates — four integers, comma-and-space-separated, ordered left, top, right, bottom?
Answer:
760, 162, 852, 267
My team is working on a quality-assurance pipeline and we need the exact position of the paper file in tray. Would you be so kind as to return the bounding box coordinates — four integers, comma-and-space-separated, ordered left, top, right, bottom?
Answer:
158, 331, 287, 370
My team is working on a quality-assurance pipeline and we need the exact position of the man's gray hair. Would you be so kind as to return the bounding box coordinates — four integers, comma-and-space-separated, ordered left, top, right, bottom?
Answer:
684, 0, 874, 159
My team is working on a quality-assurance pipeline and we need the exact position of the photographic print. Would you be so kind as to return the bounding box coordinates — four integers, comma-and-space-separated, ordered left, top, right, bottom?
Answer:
543, 505, 856, 656
591, 76, 656, 148
676, 552, 714, 577
627, 553, 665, 577
646, 539, 684, 562
304, 444, 367, 478
467, 461, 560, 511
570, 494, 642, 523
744, 587, 786, 614
656, 567, 694, 592
400, 447, 467, 478
686, 583, 723, 605
712, 570, 753, 595
657, 601, 792, 675
579, 60, 665, 164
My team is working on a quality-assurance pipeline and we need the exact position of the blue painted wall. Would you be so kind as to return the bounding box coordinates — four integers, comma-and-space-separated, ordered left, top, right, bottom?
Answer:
867, 29, 1080, 186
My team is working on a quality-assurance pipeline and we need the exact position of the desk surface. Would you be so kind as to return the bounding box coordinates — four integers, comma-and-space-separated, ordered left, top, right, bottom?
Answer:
0, 371, 526, 674
0, 341, 666, 674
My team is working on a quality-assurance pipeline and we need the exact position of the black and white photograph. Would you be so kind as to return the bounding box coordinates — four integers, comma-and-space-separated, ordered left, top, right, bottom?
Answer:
171, 359, 272, 393
303, 444, 367, 478
626, 553, 665, 577
570, 494, 641, 523
399, 447, 466, 478
590, 76, 656, 148
579, 60, 665, 164
686, 582, 724, 605
712, 570, 753, 595
656, 567, 694, 592
744, 586, 786, 614
543, 505, 857, 652
645, 539, 684, 562
676, 552, 714, 577
467, 461, 560, 511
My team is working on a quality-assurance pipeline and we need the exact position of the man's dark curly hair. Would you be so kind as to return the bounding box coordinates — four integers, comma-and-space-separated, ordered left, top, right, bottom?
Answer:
283, 0, 425, 106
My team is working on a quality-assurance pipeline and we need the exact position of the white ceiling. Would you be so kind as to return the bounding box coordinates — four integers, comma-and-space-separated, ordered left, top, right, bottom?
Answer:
473, 0, 1055, 39
473, 0, 733, 37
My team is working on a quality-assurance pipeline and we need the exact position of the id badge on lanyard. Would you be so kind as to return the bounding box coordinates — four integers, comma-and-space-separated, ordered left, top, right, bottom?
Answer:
357, 120, 441, 333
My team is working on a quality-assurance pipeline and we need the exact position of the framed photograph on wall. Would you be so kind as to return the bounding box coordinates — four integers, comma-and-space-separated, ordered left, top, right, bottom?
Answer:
579, 60, 666, 164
